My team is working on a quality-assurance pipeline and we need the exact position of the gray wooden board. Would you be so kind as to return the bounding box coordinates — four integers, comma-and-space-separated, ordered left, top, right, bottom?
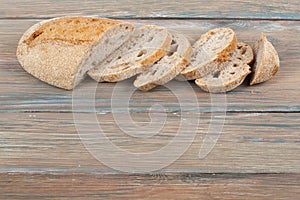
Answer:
1, 112, 299, 174
1, 0, 300, 20
0, 173, 299, 199
1, 2, 299, 198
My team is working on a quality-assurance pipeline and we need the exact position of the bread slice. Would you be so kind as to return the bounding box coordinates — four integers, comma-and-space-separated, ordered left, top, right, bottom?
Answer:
88, 25, 172, 82
16, 16, 135, 90
133, 32, 192, 91
250, 33, 280, 85
195, 43, 253, 93
180, 28, 237, 80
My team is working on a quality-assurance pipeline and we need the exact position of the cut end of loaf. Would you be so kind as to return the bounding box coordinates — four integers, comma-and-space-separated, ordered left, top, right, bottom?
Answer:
250, 32, 280, 86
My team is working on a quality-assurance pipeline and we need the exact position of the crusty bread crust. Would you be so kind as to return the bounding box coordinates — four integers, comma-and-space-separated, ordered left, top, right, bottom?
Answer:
23, 17, 121, 48
17, 16, 134, 90
250, 33, 280, 85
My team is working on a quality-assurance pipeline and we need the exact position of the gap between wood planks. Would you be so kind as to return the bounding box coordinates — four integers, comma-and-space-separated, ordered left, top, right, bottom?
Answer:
1, 17, 300, 21
0, 110, 300, 114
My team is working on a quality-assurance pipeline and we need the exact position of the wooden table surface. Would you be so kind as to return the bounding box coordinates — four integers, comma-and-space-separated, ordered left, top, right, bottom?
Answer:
1, 0, 300, 199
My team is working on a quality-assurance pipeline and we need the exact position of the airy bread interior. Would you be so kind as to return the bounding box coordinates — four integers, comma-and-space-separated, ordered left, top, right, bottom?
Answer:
134, 32, 191, 91
195, 43, 253, 93
74, 22, 134, 86
88, 25, 171, 82
181, 28, 237, 80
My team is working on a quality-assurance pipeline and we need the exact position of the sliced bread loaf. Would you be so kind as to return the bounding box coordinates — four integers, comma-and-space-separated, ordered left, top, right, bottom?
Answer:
180, 28, 237, 80
195, 43, 253, 93
134, 32, 192, 91
250, 33, 280, 85
88, 25, 172, 82
16, 16, 135, 90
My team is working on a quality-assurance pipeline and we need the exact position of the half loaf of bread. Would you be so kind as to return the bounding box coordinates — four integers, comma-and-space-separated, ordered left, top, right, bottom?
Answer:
17, 16, 135, 90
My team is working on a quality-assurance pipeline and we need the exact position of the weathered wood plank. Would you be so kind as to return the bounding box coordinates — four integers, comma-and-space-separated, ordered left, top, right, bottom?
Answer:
1, 0, 300, 20
0, 173, 299, 199
0, 19, 299, 112
1, 112, 299, 173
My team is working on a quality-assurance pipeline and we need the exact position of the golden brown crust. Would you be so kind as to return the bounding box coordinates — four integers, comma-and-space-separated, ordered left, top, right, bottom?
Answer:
24, 17, 120, 48
140, 34, 172, 66
271, 65, 279, 76
217, 34, 237, 62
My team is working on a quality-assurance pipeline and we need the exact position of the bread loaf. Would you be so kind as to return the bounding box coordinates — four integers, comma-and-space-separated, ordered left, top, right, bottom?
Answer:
17, 16, 135, 90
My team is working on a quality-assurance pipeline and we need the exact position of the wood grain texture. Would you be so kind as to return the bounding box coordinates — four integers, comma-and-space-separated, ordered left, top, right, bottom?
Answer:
1, 112, 299, 174
0, 173, 299, 199
1, 0, 300, 20
1, 19, 299, 113
1, 1, 299, 197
